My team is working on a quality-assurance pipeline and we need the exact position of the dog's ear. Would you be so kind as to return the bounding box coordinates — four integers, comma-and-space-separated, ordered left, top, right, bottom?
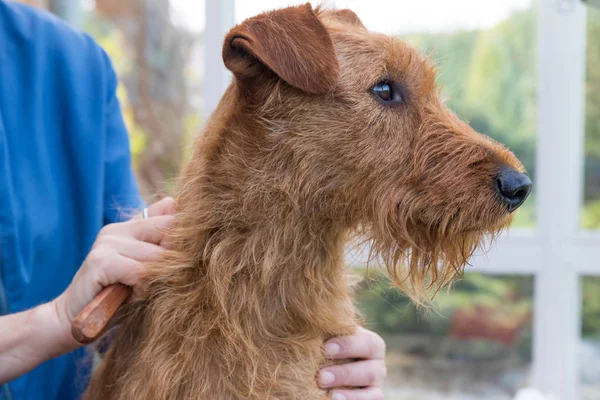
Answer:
326, 9, 366, 29
222, 3, 339, 94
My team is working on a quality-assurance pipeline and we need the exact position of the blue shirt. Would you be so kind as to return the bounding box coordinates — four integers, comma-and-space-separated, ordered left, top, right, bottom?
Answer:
0, 1, 142, 399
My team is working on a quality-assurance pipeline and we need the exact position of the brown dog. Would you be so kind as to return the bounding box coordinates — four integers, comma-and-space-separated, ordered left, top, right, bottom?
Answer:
83, 4, 531, 399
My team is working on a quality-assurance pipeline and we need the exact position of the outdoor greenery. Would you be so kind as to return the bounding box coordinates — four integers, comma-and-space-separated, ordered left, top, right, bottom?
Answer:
582, 277, 600, 339
583, 7, 600, 229
354, 269, 534, 360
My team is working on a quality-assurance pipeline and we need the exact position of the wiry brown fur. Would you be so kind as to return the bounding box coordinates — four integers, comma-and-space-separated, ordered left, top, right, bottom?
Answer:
84, 4, 527, 400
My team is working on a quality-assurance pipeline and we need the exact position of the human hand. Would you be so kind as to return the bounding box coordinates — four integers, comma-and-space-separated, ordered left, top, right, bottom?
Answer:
53, 197, 175, 347
318, 327, 387, 400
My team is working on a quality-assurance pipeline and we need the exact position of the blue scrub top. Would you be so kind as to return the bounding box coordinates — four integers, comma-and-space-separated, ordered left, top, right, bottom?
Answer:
0, 1, 142, 398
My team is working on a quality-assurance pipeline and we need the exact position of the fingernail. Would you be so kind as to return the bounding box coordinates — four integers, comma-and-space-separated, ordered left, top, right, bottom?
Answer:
331, 393, 346, 400
319, 370, 335, 386
325, 342, 340, 357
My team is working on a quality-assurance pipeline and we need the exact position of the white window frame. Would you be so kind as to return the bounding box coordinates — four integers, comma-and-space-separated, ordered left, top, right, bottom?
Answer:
204, 1, 591, 398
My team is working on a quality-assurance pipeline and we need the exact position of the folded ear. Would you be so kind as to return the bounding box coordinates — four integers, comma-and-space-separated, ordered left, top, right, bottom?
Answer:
324, 9, 366, 29
222, 3, 340, 94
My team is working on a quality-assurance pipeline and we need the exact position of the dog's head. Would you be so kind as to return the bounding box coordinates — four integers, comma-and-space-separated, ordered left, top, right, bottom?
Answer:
219, 3, 531, 300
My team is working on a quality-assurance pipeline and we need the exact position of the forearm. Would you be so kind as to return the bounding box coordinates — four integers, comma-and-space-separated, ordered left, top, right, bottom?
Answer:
0, 298, 78, 384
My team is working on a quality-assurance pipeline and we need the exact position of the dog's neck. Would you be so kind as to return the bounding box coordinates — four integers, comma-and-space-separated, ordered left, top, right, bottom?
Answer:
166, 92, 357, 339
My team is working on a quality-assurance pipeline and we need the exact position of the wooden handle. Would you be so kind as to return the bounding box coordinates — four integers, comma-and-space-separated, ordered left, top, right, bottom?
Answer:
71, 284, 131, 344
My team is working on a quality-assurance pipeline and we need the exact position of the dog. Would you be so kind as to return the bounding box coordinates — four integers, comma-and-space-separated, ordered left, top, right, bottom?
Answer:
83, 4, 531, 399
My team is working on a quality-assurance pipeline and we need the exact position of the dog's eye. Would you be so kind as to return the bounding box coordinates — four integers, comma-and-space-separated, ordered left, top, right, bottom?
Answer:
371, 81, 404, 106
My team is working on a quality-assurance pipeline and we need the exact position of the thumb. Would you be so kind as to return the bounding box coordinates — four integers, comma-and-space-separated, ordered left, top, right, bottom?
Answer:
127, 215, 175, 245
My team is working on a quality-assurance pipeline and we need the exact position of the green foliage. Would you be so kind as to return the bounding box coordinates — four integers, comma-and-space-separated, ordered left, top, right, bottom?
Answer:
354, 268, 535, 360
582, 198, 600, 230
582, 277, 600, 339
401, 30, 479, 111
354, 269, 533, 336
584, 9, 600, 213
585, 8, 600, 160
465, 9, 537, 145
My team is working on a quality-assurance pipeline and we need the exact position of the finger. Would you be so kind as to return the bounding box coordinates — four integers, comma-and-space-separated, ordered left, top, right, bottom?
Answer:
98, 254, 149, 297
126, 215, 175, 245
325, 328, 386, 360
329, 387, 384, 400
318, 360, 386, 389
100, 236, 165, 263
147, 197, 176, 217
133, 197, 176, 220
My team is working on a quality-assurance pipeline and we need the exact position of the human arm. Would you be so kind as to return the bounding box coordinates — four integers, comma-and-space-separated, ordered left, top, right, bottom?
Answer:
0, 197, 175, 384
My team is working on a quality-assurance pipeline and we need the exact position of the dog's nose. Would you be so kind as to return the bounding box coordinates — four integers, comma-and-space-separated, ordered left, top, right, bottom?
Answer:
495, 166, 532, 213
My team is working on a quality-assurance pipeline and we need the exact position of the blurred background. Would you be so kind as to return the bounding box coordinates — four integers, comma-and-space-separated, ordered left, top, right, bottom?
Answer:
20, 0, 600, 399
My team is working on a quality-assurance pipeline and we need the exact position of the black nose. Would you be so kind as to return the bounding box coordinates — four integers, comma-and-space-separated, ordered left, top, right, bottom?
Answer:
495, 166, 532, 213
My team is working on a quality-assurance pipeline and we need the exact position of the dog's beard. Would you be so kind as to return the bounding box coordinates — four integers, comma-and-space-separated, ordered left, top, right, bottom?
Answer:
361, 196, 511, 304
